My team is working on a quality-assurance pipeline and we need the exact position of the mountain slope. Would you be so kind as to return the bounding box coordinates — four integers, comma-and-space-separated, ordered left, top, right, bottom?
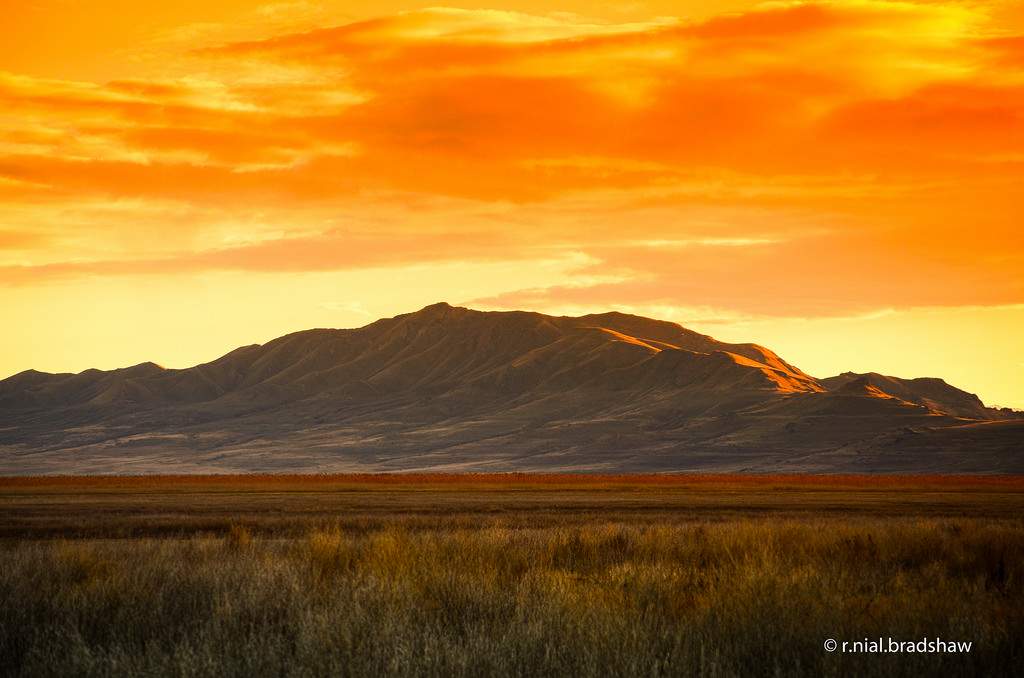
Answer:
820, 372, 1007, 420
0, 303, 1020, 475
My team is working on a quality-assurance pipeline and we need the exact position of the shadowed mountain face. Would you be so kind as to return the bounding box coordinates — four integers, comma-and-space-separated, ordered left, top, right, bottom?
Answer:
1, 303, 1021, 474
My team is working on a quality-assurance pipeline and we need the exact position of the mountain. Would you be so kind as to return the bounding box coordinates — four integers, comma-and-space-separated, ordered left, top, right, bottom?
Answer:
0, 302, 1021, 474
819, 372, 997, 420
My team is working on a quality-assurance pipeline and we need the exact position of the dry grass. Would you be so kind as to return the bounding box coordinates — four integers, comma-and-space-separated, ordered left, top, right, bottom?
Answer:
3, 474, 1023, 540
0, 476, 1022, 676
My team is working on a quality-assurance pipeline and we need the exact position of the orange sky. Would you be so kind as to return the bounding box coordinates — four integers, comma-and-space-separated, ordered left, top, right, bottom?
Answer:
1, 1, 1022, 408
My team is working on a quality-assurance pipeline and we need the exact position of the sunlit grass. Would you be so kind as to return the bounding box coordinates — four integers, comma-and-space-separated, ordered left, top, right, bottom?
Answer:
1, 517, 1020, 677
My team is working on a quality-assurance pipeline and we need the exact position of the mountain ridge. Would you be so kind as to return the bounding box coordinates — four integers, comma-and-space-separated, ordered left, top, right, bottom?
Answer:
1, 302, 1021, 474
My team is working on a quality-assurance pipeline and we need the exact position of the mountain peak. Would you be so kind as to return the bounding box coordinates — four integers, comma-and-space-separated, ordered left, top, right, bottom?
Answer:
399, 301, 466, 323
419, 301, 454, 312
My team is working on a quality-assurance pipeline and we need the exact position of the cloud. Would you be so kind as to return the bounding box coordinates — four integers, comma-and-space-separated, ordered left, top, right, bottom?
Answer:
0, 228, 537, 284
0, 230, 48, 251
3, 2, 1017, 197
0, 2, 1020, 316
467, 228, 1024, 317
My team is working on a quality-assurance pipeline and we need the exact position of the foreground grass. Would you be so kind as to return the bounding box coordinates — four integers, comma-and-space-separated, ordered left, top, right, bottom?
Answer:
2, 518, 1021, 677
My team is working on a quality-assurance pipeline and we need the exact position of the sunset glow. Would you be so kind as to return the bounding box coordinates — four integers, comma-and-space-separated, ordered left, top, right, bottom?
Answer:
2, 1, 1022, 407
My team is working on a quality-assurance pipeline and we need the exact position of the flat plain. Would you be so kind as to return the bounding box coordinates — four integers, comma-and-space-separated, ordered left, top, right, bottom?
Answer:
2, 474, 1022, 677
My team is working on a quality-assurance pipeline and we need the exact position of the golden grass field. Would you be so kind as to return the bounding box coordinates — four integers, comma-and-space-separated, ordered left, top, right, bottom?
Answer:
1, 474, 1022, 677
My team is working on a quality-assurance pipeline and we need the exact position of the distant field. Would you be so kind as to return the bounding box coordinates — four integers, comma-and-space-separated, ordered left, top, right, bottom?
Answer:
2, 473, 1022, 538
1, 475, 1022, 676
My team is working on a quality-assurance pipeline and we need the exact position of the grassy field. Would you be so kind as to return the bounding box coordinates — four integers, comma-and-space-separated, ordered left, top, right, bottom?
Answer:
1, 475, 1022, 677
